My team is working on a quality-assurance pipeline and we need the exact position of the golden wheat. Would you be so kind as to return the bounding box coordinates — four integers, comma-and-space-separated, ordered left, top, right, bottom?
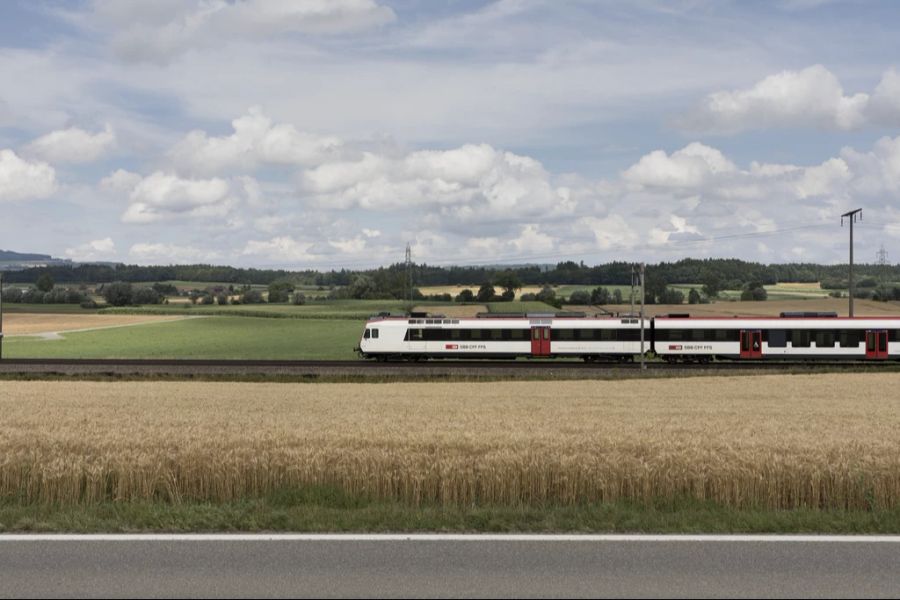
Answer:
1, 375, 899, 509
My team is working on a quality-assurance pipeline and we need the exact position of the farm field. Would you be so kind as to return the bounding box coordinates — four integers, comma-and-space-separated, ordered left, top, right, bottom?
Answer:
98, 299, 421, 319
568, 298, 900, 318
1, 374, 899, 529
3, 312, 189, 336
3, 316, 362, 360
412, 304, 488, 317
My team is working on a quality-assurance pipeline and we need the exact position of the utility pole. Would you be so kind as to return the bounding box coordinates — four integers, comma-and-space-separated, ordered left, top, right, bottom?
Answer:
640, 262, 646, 371
841, 209, 862, 317
630, 266, 635, 317
405, 242, 412, 307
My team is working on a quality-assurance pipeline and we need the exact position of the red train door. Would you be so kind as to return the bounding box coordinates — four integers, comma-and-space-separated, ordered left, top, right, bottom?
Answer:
740, 330, 763, 359
531, 327, 551, 357
865, 330, 888, 360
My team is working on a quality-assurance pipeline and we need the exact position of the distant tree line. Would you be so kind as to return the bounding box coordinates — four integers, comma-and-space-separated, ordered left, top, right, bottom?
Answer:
6, 257, 900, 305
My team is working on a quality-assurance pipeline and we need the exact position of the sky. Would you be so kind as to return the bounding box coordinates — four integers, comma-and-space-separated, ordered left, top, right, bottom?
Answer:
1, 0, 899, 269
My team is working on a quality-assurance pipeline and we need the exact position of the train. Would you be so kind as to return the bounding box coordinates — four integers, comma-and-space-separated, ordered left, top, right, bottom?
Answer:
356, 311, 899, 362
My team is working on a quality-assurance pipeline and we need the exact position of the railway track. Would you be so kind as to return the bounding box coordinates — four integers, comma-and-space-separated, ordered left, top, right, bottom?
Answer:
0, 357, 894, 378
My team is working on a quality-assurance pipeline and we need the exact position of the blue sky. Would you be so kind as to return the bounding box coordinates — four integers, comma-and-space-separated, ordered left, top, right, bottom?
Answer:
1, 0, 899, 268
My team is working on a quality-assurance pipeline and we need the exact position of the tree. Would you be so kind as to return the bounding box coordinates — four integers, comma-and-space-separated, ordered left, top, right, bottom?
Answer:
701, 274, 722, 299
292, 292, 306, 305
494, 271, 522, 298
590, 287, 610, 305
612, 289, 623, 304
455, 288, 475, 302
133, 287, 163, 305
535, 285, 557, 306
36, 273, 54, 293
348, 275, 377, 299
567, 290, 591, 305
476, 283, 496, 303
241, 289, 265, 304
102, 282, 133, 306
740, 282, 768, 301
688, 288, 701, 304
499, 289, 515, 301
268, 281, 293, 303
658, 288, 685, 305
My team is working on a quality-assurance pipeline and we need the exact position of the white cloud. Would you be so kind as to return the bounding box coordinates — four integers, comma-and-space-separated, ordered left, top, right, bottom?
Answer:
64, 237, 116, 261
841, 135, 900, 195
119, 171, 238, 223
578, 215, 641, 250
88, 0, 396, 64
0, 149, 57, 202
623, 143, 736, 188
25, 125, 115, 164
169, 107, 343, 175
679, 65, 895, 133
100, 169, 143, 192
242, 236, 319, 263
129, 243, 222, 264
868, 69, 900, 125
300, 143, 574, 221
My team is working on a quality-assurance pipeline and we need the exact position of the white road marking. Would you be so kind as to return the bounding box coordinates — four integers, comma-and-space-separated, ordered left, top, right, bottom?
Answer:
1, 534, 900, 542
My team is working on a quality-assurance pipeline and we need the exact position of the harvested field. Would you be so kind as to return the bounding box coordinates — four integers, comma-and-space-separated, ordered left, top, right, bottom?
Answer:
3, 313, 191, 336
568, 298, 900, 318
2, 374, 899, 510
412, 304, 488, 317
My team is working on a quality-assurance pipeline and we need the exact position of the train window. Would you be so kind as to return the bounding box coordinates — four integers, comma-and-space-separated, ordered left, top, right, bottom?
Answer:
491, 329, 503, 340
868, 334, 876, 352
839, 331, 860, 348
890, 330, 900, 342
406, 329, 422, 341
543, 328, 550, 340
450, 329, 461, 340
600, 329, 615, 341
533, 329, 540, 340
364, 329, 371, 339
814, 331, 835, 348
619, 329, 641, 342
510, 329, 527, 341
460, 329, 471, 340
554, 329, 575, 341
372, 329, 379, 339
791, 330, 811, 347
880, 333, 888, 353
768, 330, 787, 348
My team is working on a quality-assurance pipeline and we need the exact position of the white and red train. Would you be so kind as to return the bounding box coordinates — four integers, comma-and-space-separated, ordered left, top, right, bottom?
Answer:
357, 312, 899, 362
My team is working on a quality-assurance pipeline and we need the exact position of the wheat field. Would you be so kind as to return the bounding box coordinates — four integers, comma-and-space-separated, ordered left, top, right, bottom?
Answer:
1, 375, 899, 510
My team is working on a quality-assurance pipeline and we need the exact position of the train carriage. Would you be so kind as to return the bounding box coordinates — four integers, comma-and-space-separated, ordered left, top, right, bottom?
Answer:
654, 314, 900, 362
358, 313, 650, 361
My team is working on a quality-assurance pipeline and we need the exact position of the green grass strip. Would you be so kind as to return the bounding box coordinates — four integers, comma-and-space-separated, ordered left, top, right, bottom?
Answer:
2, 491, 899, 533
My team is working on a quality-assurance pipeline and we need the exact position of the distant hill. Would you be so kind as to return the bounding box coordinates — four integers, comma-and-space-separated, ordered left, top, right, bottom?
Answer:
0, 250, 53, 262
0, 250, 72, 272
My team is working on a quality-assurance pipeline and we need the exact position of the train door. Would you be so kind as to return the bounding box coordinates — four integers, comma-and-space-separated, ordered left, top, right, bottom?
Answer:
865, 330, 889, 360
531, 326, 551, 357
740, 330, 763, 359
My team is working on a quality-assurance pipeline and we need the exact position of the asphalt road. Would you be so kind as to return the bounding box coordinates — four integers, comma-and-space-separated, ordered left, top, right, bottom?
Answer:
1, 535, 898, 599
